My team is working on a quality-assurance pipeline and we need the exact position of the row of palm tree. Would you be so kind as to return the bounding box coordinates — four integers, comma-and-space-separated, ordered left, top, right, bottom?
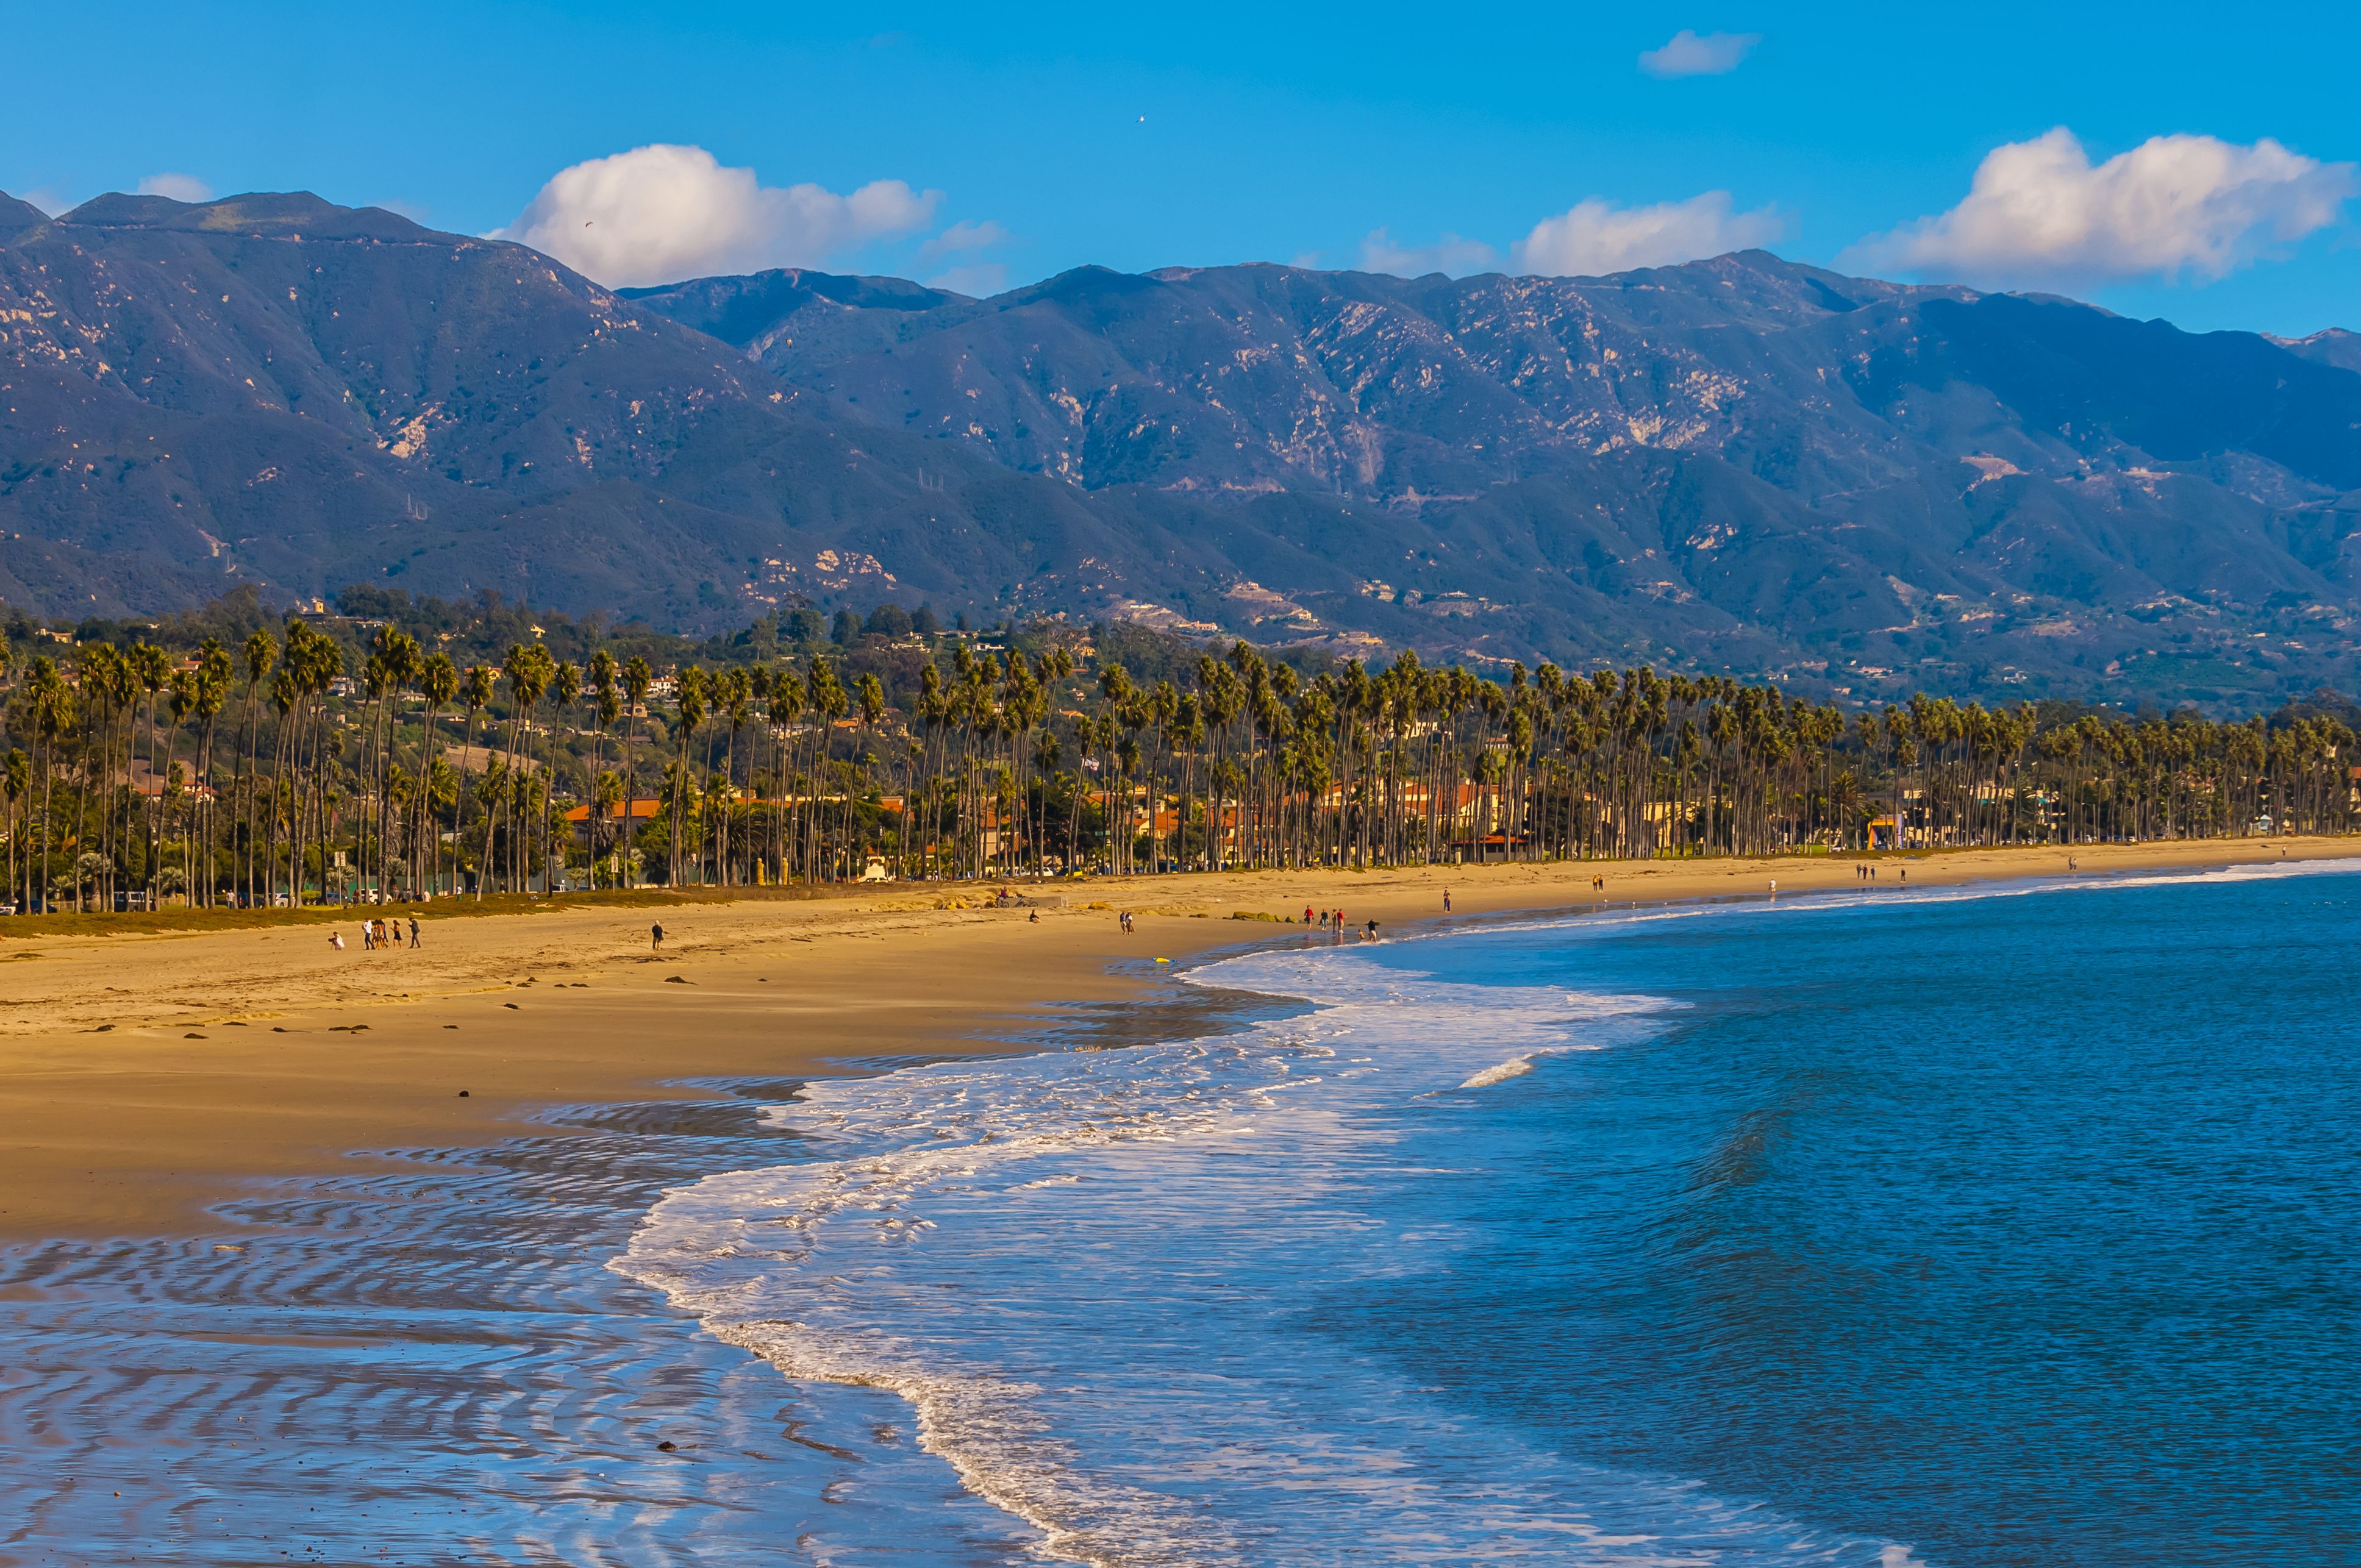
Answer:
0, 623, 2351, 907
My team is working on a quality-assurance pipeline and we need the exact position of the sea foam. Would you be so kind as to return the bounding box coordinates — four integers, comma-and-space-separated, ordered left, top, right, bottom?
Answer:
615, 932, 1917, 1566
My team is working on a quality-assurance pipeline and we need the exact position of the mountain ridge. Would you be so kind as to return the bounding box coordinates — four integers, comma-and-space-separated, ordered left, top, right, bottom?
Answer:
4, 187, 2359, 707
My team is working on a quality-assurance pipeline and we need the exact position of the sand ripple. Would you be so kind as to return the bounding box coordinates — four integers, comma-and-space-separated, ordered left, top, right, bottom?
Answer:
0, 1086, 1034, 1566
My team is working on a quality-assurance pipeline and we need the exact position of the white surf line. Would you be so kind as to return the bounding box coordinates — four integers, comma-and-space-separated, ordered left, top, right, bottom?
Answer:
1349, 853, 2361, 956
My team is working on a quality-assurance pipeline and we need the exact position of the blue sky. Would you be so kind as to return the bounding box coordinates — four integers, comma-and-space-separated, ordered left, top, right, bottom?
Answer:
6, 1, 2356, 335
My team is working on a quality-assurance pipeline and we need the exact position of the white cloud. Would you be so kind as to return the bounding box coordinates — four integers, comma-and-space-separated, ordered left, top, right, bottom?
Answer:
368, 197, 434, 226
1847, 127, 2357, 287
137, 173, 213, 203
1638, 30, 1760, 79
1513, 192, 1788, 277
918, 219, 1009, 263
493, 143, 941, 288
1359, 227, 1500, 277
924, 262, 1009, 298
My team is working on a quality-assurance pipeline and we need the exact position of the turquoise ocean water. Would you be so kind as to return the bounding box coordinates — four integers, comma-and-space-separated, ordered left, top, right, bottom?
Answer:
625, 861, 2361, 1565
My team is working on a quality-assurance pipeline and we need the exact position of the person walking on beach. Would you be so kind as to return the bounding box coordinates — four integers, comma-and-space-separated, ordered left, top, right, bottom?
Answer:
651, 922, 665, 951
1304, 904, 1315, 925
1364, 918, 1380, 940
1443, 889, 1452, 913
409, 917, 420, 949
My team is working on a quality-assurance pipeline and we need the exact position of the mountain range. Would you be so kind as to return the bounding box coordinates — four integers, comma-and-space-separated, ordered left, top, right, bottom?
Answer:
3, 187, 2358, 705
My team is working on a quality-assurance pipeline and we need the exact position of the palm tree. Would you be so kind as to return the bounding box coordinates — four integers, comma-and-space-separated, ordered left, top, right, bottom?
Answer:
854, 671, 888, 875
416, 653, 460, 894
588, 661, 624, 878
805, 657, 848, 879
129, 641, 172, 910
548, 658, 580, 891
237, 630, 276, 905
766, 665, 805, 882
166, 669, 196, 905
498, 644, 555, 893
190, 643, 230, 906
20, 658, 73, 913
621, 655, 652, 887
593, 768, 625, 885
1, 747, 26, 912
669, 666, 709, 885
459, 664, 496, 897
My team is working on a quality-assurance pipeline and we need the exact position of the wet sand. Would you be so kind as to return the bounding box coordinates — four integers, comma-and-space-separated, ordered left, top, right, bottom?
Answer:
1, 835, 2351, 1241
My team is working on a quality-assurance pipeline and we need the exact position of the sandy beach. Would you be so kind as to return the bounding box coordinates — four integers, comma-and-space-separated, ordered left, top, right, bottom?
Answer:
1, 835, 2353, 1241
5, 835, 2359, 1567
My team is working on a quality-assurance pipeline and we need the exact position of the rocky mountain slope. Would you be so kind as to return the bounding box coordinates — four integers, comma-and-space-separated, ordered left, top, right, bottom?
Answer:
630, 256, 2361, 702
4, 188, 2358, 704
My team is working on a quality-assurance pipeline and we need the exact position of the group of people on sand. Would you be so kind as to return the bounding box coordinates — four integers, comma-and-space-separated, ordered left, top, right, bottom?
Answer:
1851, 864, 1906, 884
1111, 905, 1378, 939
1297, 905, 1379, 939
331, 917, 418, 952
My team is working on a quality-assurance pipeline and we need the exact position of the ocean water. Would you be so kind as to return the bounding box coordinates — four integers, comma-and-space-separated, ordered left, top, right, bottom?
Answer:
622, 863, 2361, 1567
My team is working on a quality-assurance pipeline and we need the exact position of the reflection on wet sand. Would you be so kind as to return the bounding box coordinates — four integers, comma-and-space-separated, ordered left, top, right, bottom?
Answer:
0, 1081, 1039, 1567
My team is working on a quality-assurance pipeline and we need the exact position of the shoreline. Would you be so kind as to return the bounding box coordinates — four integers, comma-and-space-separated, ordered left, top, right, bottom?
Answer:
1, 835, 2354, 1240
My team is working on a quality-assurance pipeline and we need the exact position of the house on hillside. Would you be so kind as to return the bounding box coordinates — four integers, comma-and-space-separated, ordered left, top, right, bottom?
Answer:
565, 797, 660, 844
443, 744, 542, 774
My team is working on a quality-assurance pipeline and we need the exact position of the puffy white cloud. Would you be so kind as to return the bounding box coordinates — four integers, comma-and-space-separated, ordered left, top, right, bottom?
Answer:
1359, 227, 1500, 278
137, 173, 213, 203
918, 219, 1009, 263
924, 262, 1009, 298
1638, 29, 1760, 79
493, 143, 941, 288
1847, 127, 2356, 286
1513, 192, 1787, 277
